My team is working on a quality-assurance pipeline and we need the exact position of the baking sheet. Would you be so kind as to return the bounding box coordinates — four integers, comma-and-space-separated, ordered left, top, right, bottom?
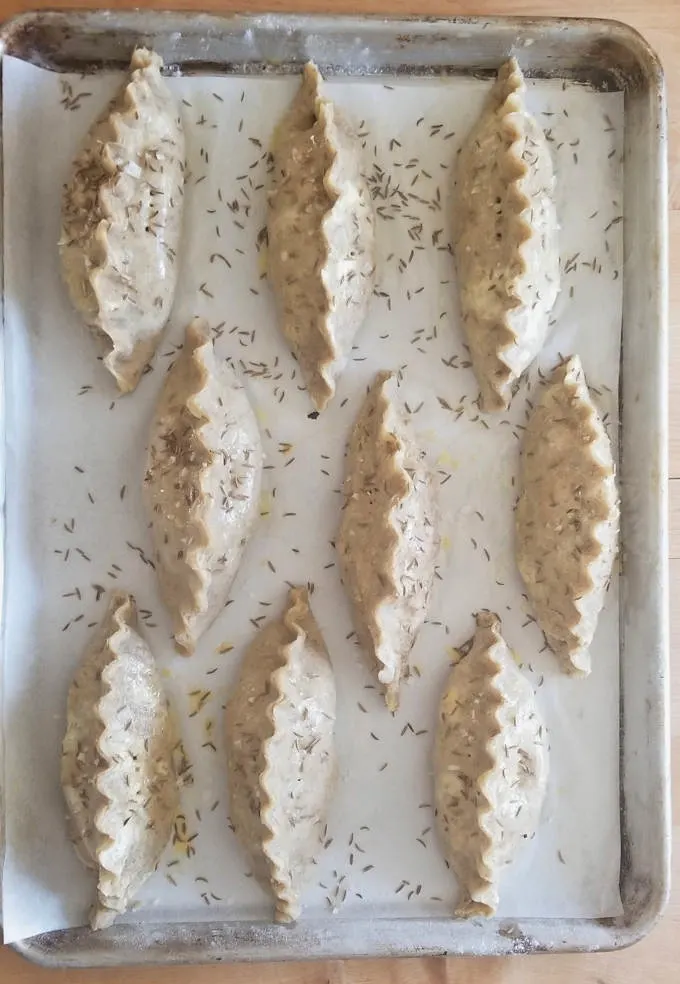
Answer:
1, 55, 624, 944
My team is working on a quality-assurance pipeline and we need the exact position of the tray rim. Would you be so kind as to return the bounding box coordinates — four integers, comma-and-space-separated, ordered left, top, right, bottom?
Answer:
0, 7, 669, 967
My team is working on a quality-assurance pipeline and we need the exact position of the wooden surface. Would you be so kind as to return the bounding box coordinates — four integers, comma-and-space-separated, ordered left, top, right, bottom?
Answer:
0, 0, 677, 980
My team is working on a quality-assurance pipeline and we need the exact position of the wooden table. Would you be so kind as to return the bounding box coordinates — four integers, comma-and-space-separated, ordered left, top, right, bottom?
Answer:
0, 0, 677, 980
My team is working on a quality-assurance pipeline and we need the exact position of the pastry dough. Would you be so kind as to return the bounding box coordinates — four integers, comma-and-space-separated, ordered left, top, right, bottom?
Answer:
61, 591, 179, 929
268, 62, 375, 411
337, 371, 439, 710
225, 587, 337, 922
434, 612, 548, 918
453, 58, 559, 411
516, 355, 619, 674
144, 318, 263, 654
60, 48, 185, 392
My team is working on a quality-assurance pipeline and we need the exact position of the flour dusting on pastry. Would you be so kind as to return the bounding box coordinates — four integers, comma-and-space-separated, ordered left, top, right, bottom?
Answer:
61, 591, 179, 929
144, 318, 263, 654
338, 371, 439, 709
268, 62, 376, 411
60, 48, 185, 392
516, 355, 619, 674
225, 587, 337, 922
435, 612, 549, 917
453, 58, 559, 411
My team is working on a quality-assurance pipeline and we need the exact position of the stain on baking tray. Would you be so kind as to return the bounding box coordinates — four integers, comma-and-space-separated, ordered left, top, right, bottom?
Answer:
0, 10, 658, 92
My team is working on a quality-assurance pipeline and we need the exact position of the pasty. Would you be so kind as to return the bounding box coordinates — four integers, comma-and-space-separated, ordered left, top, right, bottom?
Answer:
60, 48, 184, 392
61, 591, 179, 929
337, 371, 439, 710
143, 318, 263, 654
434, 612, 548, 917
453, 58, 559, 411
267, 62, 375, 411
225, 587, 337, 922
516, 355, 619, 674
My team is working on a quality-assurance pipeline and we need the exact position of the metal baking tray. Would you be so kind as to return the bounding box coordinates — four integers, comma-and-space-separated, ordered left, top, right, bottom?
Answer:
0, 8, 669, 966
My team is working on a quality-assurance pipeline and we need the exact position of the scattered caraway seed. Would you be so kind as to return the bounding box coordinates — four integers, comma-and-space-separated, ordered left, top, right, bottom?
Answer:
42, 85, 622, 919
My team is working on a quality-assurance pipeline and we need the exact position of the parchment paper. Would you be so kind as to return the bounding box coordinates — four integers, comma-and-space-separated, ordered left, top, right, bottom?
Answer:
1, 55, 624, 943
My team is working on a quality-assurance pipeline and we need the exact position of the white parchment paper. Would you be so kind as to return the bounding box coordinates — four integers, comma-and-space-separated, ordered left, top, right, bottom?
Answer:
1, 56, 624, 943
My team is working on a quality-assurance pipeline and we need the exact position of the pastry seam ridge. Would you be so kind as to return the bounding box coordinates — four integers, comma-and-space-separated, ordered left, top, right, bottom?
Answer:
305, 62, 345, 408
89, 591, 136, 928
546, 355, 619, 671
172, 319, 217, 653
366, 372, 413, 709
455, 612, 506, 917
258, 586, 311, 922
481, 57, 537, 404
90, 49, 166, 383
268, 61, 374, 410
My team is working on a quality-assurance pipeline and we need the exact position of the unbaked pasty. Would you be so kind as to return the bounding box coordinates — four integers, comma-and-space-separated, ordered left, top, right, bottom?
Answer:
144, 318, 263, 654
434, 612, 548, 917
61, 591, 179, 929
60, 48, 184, 392
267, 62, 375, 411
225, 587, 337, 922
453, 58, 559, 411
337, 371, 439, 710
516, 355, 619, 674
